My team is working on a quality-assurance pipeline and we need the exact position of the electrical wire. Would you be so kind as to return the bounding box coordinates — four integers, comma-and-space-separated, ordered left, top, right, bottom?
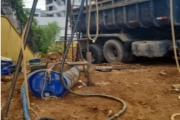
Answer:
59, 0, 127, 120
87, 0, 99, 42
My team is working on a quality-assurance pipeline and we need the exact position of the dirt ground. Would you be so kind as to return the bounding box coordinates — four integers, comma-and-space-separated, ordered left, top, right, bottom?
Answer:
1, 59, 180, 120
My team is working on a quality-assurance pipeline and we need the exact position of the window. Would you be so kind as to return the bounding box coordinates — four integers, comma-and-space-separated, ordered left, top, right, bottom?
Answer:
34, 14, 39, 17
49, 6, 53, 11
46, 14, 54, 17
46, 0, 53, 4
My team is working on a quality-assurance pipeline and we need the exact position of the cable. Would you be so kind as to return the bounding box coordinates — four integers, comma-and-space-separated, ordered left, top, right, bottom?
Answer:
21, 23, 40, 119
70, 0, 87, 73
40, 70, 57, 99
171, 113, 180, 120
60, 0, 127, 120
21, 23, 30, 109
170, 0, 180, 119
170, 0, 180, 73
87, 0, 99, 42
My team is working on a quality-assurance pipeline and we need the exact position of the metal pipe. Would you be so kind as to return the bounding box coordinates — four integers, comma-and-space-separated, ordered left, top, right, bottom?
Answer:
76, 3, 87, 75
75, 43, 80, 61
49, 62, 89, 67
86, 0, 89, 52
86, 0, 88, 30
86, 52, 92, 86
2, 0, 38, 118
78, 40, 84, 59
63, 0, 70, 54
85, 0, 91, 85
66, 61, 88, 65
56, 38, 89, 42
69, 0, 74, 62
63, 66, 80, 89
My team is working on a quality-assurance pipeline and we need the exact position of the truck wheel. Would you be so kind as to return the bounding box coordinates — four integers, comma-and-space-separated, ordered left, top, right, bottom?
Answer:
123, 41, 137, 63
103, 39, 130, 63
128, 54, 137, 63
82, 44, 105, 64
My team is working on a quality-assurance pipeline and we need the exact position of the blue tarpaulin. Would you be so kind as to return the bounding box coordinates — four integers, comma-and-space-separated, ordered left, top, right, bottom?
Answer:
1, 57, 15, 75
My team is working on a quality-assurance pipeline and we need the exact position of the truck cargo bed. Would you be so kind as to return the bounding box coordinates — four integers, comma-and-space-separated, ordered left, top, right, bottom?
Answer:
73, 0, 180, 33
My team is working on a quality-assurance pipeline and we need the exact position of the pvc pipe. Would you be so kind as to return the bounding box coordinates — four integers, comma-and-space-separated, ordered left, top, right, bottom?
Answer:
63, 66, 80, 88
22, 84, 56, 120
21, 84, 31, 120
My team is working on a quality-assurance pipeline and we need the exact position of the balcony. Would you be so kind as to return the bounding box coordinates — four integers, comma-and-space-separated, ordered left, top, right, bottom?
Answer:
46, 1, 66, 11
46, 0, 53, 5
46, 10, 60, 14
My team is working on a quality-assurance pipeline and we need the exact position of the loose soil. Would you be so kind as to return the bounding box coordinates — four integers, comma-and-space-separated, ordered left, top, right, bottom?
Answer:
1, 59, 180, 120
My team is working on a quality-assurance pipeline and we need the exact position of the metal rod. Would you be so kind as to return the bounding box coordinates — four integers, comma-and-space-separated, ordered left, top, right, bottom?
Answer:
69, 0, 74, 62
86, 0, 88, 38
71, 0, 76, 61
2, 0, 38, 119
86, 52, 92, 86
78, 39, 84, 60
57, 38, 89, 42
86, 40, 90, 52
86, 0, 90, 53
84, 0, 90, 79
63, 0, 71, 54
75, 42, 80, 61
49, 61, 89, 66
66, 62, 89, 65
71, 40, 74, 62
76, 0, 86, 68
76, 0, 86, 60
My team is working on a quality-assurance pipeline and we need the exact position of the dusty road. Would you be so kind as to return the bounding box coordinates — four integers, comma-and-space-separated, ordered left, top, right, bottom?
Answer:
1, 60, 180, 120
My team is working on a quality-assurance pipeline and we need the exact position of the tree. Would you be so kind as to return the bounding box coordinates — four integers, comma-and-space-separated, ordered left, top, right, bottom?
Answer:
48, 43, 64, 54
6, 0, 62, 54
31, 22, 61, 54
11, 0, 29, 27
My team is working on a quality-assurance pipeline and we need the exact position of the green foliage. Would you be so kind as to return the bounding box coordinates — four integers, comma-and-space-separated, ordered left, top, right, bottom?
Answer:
14, 0, 29, 25
10, 0, 61, 54
31, 22, 61, 54
48, 43, 64, 53
12, 0, 36, 27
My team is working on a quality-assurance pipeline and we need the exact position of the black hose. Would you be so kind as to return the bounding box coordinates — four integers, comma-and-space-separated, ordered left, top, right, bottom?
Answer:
59, 0, 127, 120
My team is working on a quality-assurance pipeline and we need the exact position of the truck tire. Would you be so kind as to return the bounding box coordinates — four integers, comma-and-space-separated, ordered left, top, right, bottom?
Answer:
83, 44, 105, 64
103, 39, 130, 63
123, 41, 137, 63
128, 53, 137, 63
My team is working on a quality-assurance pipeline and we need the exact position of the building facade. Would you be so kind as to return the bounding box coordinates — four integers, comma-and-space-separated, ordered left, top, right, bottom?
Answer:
45, 0, 82, 17
2, 0, 82, 41
44, 0, 83, 41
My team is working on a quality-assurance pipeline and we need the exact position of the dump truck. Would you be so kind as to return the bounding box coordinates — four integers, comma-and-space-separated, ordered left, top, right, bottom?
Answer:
72, 0, 180, 63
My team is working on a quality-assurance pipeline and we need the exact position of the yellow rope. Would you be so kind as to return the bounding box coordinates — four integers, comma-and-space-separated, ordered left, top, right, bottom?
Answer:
21, 23, 40, 118
87, 0, 99, 42
170, 0, 180, 73
171, 113, 180, 120
21, 23, 30, 108
170, 0, 180, 119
